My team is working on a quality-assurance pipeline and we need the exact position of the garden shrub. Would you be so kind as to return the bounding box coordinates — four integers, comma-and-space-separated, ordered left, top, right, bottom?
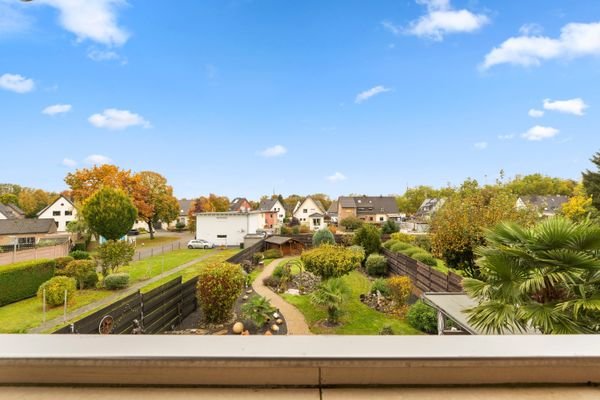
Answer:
401, 247, 427, 257
387, 276, 412, 306
65, 260, 98, 289
0, 259, 56, 306
262, 275, 281, 288
365, 254, 388, 276
353, 224, 381, 257
412, 235, 432, 253
413, 252, 438, 267
252, 252, 264, 265
263, 248, 283, 259
348, 245, 366, 261
370, 278, 391, 297
383, 239, 398, 250
54, 256, 74, 270
301, 244, 363, 279
299, 225, 310, 233
379, 325, 395, 335
340, 216, 363, 231
97, 240, 135, 276
312, 229, 335, 247
37, 276, 76, 307
407, 300, 437, 334
390, 242, 412, 252
381, 219, 399, 234
69, 250, 92, 260
70, 243, 86, 252
104, 273, 130, 290
291, 226, 300, 234
241, 295, 276, 327
391, 232, 414, 243
196, 262, 244, 323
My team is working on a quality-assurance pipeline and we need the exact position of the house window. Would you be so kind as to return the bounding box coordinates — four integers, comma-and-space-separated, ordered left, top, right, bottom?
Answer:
55, 221, 59, 228
18, 237, 35, 246
303, 209, 308, 213
369, 217, 374, 221
379, 217, 384, 222
65, 211, 73, 216
53, 211, 61, 216
313, 218, 321, 226
217, 235, 227, 238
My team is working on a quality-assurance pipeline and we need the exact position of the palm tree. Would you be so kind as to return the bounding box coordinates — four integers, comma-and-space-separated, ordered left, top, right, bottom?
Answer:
241, 296, 276, 328
310, 278, 350, 324
464, 217, 600, 334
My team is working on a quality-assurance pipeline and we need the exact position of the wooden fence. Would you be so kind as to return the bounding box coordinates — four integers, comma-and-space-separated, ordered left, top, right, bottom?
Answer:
382, 248, 463, 293
0, 243, 69, 266
226, 239, 265, 264
54, 276, 199, 334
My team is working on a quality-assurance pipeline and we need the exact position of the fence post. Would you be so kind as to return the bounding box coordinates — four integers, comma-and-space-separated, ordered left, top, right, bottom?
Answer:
63, 290, 68, 323
151, 248, 154, 257
43, 289, 46, 323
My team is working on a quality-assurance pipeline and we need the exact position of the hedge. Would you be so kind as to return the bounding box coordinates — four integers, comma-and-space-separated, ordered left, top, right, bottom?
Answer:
390, 242, 412, 252
104, 273, 130, 290
413, 252, 438, 267
365, 254, 388, 276
0, 259, 56, 306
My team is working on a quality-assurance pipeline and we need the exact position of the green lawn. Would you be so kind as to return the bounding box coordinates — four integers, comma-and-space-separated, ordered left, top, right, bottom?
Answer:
282, 270, 421, 335
0, 248, 233, 333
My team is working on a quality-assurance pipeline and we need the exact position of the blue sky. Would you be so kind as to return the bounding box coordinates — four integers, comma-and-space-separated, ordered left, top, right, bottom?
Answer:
1, 0, 600, 199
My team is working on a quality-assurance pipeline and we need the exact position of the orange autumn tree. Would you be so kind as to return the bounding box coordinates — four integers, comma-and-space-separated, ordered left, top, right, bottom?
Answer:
187, 194, 230, 232
135, 171, 179, 239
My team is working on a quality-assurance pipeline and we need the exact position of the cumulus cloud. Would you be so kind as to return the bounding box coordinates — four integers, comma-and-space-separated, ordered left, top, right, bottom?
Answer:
42, 104, 72, 116
326, 172, 347, 183
61, 158, 77, 167
543, 98, 588, 116
87, 48, 126, 63
88, 108, 151, 130
84, 154, 112, 165
528, 109, 544, 118
474, 141, 488, 150
402, 0, 489, 41
0, 73, 34, 93
522, 125, 559, 141
498, 134, 516, 140
260, 145, 287, 158
0, 1, 32, 35
355, 85, 391, 104
482, 21, 600, 69
38, 0, 129, 46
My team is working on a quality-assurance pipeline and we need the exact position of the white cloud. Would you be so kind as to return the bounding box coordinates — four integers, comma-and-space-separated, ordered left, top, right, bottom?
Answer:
259, 145, 287, 158
519, 23, 543, 36
88, 108, 151, 130
498, 134, 515, 140
528, 108, 544, 118
355, 85, 391, 104
42, 104, 72, 116
61, 158, 77, 167
0, 1, 32, 35
522, 125, 559, 141
84, 154, 112, 165
87, 48, 123, 62
543, 98, 588, 116
326, 172, 347, 183
474, 141, 488, 150
0, 73, 34, 93
403, 0, 489, 41
381, 20, 401, 36
482, 21, 600, 69
38, 0, 129, 46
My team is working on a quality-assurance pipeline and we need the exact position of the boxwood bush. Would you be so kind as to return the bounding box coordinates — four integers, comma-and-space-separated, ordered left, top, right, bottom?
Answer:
37, 276, 76, 307
413, 252, 438, 267
301, 244, 364, 279
407, 300, 438, 334
312, 229, 335, 247
0, 259, 56, 306
390, 242, 412, 252
365, 254, 388, 276
69, 250, 92, 260
104, 273, 130, 290
382, 239, 398, 250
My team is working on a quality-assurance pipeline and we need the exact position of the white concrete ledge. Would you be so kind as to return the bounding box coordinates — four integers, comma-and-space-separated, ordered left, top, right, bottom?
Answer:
0, 335, 599, 386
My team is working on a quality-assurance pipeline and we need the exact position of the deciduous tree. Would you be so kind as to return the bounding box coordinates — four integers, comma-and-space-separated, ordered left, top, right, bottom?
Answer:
583, 151, 600, 211
135, 171, 180, 239
82, 187, 137, 241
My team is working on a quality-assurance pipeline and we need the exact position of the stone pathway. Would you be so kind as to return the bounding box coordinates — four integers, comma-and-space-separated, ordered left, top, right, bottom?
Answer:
29, 250, 219, 334
252, 258, 312, 335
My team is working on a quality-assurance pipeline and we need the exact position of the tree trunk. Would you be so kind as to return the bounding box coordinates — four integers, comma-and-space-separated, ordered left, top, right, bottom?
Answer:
148, 220, 154, 240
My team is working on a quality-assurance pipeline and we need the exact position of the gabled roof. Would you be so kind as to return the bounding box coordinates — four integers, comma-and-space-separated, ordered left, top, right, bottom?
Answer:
309, 212, 324, 218
0, 219, 58, 235
36, 195, 75, 217
295, 196, 326, 215
415, 198, 445, 216
178, 199, 193, 216
327, 201, 338, 215
229, 197, 250, 211
265, 236, 302, 245
259, 198, 278, 211
337, 196, 398, 215
4, 203, 25, 217
519, 195, 569, 212
0, 203, 24, 219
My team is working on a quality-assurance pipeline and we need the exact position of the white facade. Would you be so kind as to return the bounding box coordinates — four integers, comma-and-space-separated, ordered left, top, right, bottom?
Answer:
196, 211, 265, 247
267, 200, 286, 225
36, 195, 77, 232
293, 197, 327, 231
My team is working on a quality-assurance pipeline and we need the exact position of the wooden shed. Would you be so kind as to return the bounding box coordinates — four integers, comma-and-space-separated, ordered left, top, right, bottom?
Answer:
264, 236, 305, 256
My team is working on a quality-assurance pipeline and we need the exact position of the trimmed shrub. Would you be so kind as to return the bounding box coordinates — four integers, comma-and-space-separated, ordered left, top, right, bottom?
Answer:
263, 248, 283, 259
301, 244, 364, 280
37, 276, 76, 307
262, 275, 281, 288
197, 262, 244, 323
312, 229, 335, 247
401, 247, 427, 257
391, 232, 414, 243
55, 256, 74, 270
383, 239, 398, 250
390, 242, 412, 252
407, 300, 438, 334
348, 245, 366, 261
299, 225, 310, 234
353, 224, 381, 257
104, 273, 130, 290
340, 216, 363, 231
65, 260, 98, 289
69, 250, 92, 260
97, 240, 135, 276
381, 219, 399, 234
370, 278, 391, 297
412, 235, 432, 253
387, 276, 412, 306
365, 254, 388, 276
0, 259, 56, 306
71, 243, 86, 252
413, 252, 438, 267
252, 252, 264, 265
291, 226, 300, 234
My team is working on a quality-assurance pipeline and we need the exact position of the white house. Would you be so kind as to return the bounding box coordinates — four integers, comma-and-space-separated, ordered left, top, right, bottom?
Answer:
36, 195, 77, 232
196, 211, 266, 247
259, 198, 286, 225
293, 197, 327, 231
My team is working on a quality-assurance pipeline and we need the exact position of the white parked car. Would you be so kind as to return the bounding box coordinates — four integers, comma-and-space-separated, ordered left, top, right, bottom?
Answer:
187, 239, 215, 249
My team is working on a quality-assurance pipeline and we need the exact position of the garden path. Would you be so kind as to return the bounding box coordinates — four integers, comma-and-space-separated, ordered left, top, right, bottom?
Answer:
252, 257, 312, 335
29, 249, 218, 334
